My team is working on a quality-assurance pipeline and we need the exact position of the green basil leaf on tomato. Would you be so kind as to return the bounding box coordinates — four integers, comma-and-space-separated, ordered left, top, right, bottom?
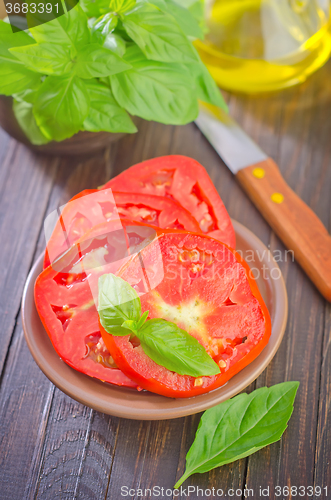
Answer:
98, 273, 142, 333
139, 319, 220, 377
175, 382, 299, 487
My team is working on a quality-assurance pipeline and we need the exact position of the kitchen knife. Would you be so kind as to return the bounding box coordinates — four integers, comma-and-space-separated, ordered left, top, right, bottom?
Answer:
195, 103, 331, 302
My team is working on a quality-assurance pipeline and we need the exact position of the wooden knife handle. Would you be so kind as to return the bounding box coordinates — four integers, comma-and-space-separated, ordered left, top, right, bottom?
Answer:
236, 158, 331, 302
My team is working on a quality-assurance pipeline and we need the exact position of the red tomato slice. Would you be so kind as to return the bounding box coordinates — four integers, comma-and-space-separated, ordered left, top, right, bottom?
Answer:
43, 189, 199, 269
100, 231, 271, 398
102, 155, 236, 248
36, 219, 164, 388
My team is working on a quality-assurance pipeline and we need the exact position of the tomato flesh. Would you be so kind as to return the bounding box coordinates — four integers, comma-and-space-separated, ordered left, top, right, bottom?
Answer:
102, 155, 236, 248
36, 219, 164, 387
44, 189, 199, 269
100, 231, 271, 398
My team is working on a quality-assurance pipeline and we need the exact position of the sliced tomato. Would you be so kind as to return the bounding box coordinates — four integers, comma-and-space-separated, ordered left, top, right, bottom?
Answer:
100, 231, 271, 398
36, 219, 163, 387
102, 155, 236, 248
44, 189, 199, 269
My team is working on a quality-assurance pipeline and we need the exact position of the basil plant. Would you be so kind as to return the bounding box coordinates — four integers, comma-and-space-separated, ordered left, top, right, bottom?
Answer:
0, 0, 226, 145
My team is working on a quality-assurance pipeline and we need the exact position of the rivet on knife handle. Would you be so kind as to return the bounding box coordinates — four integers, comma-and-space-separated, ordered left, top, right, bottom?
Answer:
236, 158, 331, 302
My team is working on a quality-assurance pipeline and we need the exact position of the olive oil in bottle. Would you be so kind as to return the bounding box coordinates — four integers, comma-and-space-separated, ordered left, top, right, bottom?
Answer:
196, 0, 331, 92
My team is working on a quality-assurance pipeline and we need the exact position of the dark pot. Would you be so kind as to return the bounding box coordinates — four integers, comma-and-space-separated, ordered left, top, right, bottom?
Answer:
0, 95, 130, 156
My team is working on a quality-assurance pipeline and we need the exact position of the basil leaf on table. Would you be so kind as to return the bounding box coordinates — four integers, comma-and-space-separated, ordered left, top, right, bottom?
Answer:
10, 43, 76, 75
139, 319, 220, 377
122, 3, 199, 63
13, 99, 49, 145
83, 80, 137, 133
98, 274, 142, 333
110, 46, 199, 124
75, 44, 131, 78
29, 5, 90, 49
175, 381, 300, 487
33, 75, 90, 141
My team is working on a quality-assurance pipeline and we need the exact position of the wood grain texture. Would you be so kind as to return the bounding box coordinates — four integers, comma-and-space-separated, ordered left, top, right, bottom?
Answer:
0, 58, 330, 500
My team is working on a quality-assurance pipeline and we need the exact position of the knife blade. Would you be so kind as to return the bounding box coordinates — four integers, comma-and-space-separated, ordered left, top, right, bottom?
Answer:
195, 103, 331, 302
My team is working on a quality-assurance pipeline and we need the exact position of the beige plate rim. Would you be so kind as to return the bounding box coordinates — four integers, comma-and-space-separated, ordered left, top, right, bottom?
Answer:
22, 220, 288, 420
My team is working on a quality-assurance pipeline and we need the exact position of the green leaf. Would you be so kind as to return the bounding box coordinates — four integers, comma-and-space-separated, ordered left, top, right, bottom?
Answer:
91, 13, 118, 44
33, 75, 90, 141
10, 43, 75, 75
139, 319, 220, 377
122, 3, 199, 63
148, 0, 203, 39
103, 34, 126, 57
29, 5, 90, 49
98, 274, 142, 334
75, 43, 131, 78
13, 98, 50, 145
136, 310, 149, 330
83, 80, 137, 133
0, 62, 41, 95
80, 0, 111, 17
175, 382, 300, 487
0, 20, 41, 95
189, 61, 227, 110
110, 46, 199, 124
110, 0, 136, 13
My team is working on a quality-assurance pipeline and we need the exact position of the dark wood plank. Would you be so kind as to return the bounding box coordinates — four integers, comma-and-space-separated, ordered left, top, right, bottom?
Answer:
0, 135, 58, 378
243, 62, 331, 496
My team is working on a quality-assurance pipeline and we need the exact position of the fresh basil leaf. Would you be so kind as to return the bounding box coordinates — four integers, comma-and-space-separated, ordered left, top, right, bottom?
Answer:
98, 274, 142, 334
122, 3, 199, 63
33, 75, 90, 141
148, 0, 203, 39
91, 13, 118, 44
103, 34, 126, 57
83, 80, 137, 133
0, 62, 41, 95
0, 20, 41, 95
10, 43, 75, 75
0, 19, 34, 47
13, 98, 50, 145
75, 44, 131, 78
175, 381, 300, 487
188, 61, 227, 110
110, 46, 199, 124
110, 0, 136, 13
121, 319, 139, 332
136, 310, 149, 330
80, 0, 110, 18
139, 318, 220, 377
29, 5, 90, 49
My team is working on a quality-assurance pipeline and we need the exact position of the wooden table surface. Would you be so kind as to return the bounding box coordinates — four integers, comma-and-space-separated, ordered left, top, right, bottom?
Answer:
0, 61, 331, 500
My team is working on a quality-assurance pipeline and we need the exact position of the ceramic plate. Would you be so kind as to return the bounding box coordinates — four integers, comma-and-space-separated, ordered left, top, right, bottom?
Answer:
22, 220, 288, 420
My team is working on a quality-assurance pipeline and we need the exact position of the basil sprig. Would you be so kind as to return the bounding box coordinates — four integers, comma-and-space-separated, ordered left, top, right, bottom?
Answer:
175, 381, 300, 487
98, 274, 220, 377
0, 0, 226, 145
